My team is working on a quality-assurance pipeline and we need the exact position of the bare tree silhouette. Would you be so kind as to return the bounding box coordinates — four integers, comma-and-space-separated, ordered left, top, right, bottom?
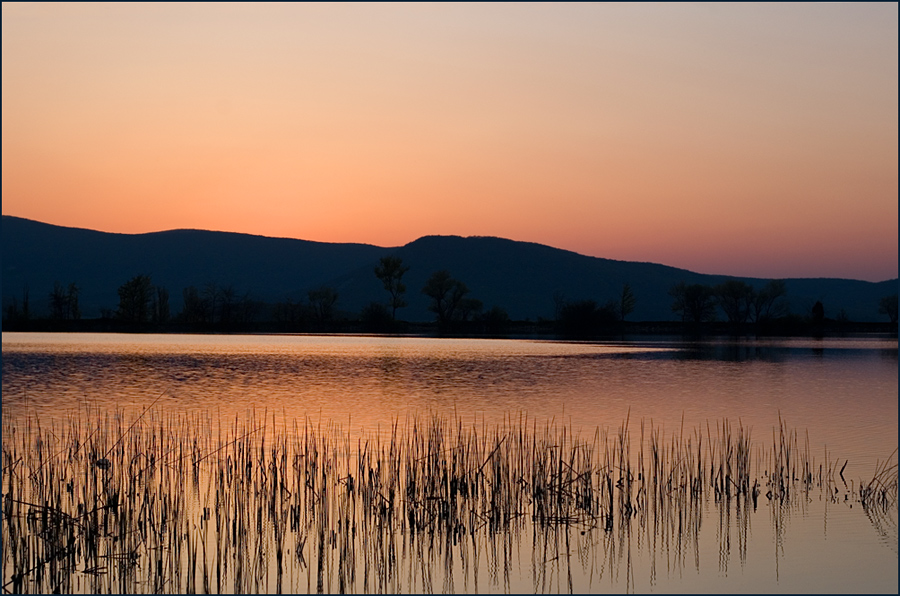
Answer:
308, 286, 339, 325
116, 275, 153, 324
752, 280, 787, 324
620, 283, 636, 322
715, 280, 754, 327
49, 281, 80, 323
422, 270, 469, 327
151, 286, 170, 325
878, 294, 898, 324
669, 282, 716, 324
374, 256, 410, 321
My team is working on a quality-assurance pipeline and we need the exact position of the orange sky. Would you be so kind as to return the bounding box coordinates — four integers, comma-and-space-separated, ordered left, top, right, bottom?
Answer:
3, 3, 897, 281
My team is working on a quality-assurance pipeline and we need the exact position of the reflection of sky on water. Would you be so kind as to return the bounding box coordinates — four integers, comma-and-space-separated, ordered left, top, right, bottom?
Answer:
1, 333, 897, 592
3, 333, 896, 478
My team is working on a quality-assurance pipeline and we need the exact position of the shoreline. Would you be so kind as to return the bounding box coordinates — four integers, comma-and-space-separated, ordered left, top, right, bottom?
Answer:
2, 318, 896, 339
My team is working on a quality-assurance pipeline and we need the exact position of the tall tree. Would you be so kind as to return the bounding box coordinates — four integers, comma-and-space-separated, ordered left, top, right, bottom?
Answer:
219, 285, 236, 326
458, 298, 483, 323
619, 283, 636, 322
878, 294, 897, 324
374, 256, 410, 321
181, 286, 208, 325
715, 280, 754, 327
22, 284, 30, 322
49, 281, 69, 322
552, 290, 567, 322
752, 280, 788, 324
669, 282, 716, 324
422, 270, 469, 327
117, 275, 153, 324
308, 286, 339, 325
669, 282, 687, 323
67, 283, 80, 321
203, 282, 219, 325
152, 286, 170, 324
235, 292, 256, 326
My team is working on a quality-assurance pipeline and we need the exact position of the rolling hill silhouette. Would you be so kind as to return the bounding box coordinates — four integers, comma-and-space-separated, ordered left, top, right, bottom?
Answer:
2, 216, 895, 323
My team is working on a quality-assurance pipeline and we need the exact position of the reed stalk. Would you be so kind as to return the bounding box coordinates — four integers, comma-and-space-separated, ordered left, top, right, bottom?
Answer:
2, 406, 894, 594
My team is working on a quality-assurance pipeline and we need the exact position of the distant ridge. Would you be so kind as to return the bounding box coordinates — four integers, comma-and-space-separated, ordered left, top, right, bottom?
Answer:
2, 216, 895, 322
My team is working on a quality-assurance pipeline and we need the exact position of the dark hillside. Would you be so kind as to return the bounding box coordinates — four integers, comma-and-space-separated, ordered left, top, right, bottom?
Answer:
331, 235, 715, 321
332, 235, 895, 322
2, 216, 387, 317
3, 216, 895, 323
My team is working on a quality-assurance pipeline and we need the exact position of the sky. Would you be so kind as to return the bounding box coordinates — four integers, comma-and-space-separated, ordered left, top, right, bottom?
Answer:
2, 3, 898, 282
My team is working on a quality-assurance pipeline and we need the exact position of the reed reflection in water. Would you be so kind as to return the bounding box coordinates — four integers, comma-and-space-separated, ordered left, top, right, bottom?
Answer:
3, 406, 896, 594
3, 334, 897, 478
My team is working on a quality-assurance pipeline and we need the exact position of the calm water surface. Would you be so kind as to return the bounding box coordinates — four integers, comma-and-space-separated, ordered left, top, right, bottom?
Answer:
2, 332, 897, 593
3, 333, 896, 471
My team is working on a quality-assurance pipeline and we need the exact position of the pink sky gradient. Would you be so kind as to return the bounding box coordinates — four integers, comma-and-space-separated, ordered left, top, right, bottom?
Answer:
3, 3, 897, 281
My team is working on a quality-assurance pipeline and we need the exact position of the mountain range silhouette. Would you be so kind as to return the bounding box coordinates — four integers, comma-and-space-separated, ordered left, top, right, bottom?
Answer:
2, 215, 895, 322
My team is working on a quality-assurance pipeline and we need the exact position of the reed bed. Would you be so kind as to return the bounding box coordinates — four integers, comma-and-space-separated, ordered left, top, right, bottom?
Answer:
2, 406, 895, 594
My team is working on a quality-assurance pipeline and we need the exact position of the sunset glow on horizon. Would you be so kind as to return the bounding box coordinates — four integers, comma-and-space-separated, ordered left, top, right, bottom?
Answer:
3, 3, 897, 281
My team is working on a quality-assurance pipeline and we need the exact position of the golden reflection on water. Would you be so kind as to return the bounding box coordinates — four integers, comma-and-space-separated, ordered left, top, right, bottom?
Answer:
1, 333, 897, 592
2, 407, 896, 594
2, 333, 896, 474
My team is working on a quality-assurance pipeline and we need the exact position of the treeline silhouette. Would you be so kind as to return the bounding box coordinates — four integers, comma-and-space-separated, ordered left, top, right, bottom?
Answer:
2, 257, 897, 337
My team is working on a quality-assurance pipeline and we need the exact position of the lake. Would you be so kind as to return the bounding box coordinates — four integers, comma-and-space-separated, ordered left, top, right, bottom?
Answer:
2, 332, 897, 593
